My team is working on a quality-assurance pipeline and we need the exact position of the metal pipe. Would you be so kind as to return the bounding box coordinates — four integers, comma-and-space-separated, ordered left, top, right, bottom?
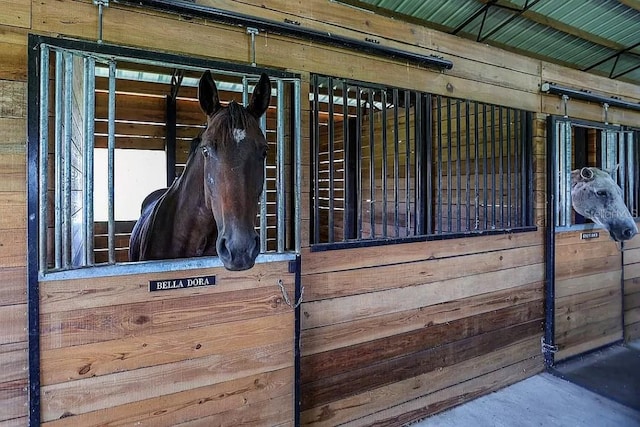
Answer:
456, 100, 462, 232
541, 82, 640, 113
107, 60, 116, 264
38, 47, 50, 272
63, 52, 74, 268
474, 101, 480, 230
393, 89, 399, 237
54, 51, 64, 269
116, 0, 454, 70
491, 105, 496, 229
482, 103, 488, 230
356, 86, 363, 239
312, 75, 321, 244
84, 57, 96, 266
446, 98, 452, 233
327, 77, 335, 243
465, 100, 471, 232
498, 106, 504, 229
276, 78, 286, 252
293, 78, 301, 252
381, 90, 388, 238
436, 96, 443, 234
259, 100, 268, 251
368, 88, 375, 238
404, 90, 410, 236
544, 117, 557, 368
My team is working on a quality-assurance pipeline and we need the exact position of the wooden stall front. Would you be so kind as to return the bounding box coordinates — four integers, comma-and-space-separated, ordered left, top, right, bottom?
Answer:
0, 0, 639, 426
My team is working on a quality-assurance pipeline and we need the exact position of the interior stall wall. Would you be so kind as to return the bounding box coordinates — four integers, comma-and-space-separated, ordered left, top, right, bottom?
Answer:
624, 237, 640, 341
0, 0, 639, 425
554, 231, 623, 362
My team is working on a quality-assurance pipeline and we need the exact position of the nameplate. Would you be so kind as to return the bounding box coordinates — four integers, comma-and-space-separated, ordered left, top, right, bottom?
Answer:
149, 275, 216, 292
580, 232, 600, 240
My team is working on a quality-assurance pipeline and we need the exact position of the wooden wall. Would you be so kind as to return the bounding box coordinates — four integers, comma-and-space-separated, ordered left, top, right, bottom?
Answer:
554, 231, 623, 361
624, 235, 640, 341
0, 0, 639, 425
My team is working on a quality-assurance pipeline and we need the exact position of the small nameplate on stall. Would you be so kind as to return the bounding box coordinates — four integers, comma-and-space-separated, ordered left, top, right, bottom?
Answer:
581, 232, 600, 240
149, 275, 216, 292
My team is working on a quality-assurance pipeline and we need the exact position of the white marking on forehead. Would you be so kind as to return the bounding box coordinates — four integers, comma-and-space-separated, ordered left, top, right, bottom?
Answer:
233, 128, 246, 144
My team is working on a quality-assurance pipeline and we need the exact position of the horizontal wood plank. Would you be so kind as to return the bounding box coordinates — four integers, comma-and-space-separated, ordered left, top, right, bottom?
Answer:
302, 263, 544, 329
40, 280, 294, 349
42, 368, 292, 427
41, 312, 293, 385
301, 336, 541, 425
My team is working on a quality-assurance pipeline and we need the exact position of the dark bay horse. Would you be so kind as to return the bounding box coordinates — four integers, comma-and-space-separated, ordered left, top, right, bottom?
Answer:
129, 71, 271, 270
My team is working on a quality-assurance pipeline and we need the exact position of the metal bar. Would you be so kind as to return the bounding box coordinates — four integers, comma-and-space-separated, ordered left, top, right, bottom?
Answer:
474, 101, 480, 229
54, 51, 64, 269
562, 121, 572, 227
83, 56, 96, 266
63, 53, 74, 268
276, 78, 286, 252
478, 0, 542, 43
415, 93, 424, 235
165, 95, 177, 186
583, 41, 640, 72
404, 90, 411, 236
116, 0, 454, 70
244, 77, 267, 252
369, 88, 375, 238
436, 96, 443, 234
456, 100, 462, 232
342, 80, 352, 241
627, 132, 635, 216
381, 90, 388, 238
491, 105, 496, 229
39, 47, 50, 272
541, 82, 640, 112
356, 86, 363, 239
393, 89, 400, 237
107, 60, 116, 264
424, 93, 433, 235
498, 106, 504, 229
483, 103, 488, 230
27, 36, 44, 427
544, 116, 557, 368
293, 78, 302, 252
447, 98, 452, 232
465, 100, 471, 232
312, 75, 321, 244
507, 108, 512, 228
327, 77, 335, 243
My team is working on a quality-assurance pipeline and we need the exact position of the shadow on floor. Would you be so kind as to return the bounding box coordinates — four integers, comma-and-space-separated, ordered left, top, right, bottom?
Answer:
551, 340, 640, 411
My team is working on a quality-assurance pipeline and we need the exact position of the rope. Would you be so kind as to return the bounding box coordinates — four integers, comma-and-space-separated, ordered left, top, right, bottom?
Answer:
277, 279, 303, 309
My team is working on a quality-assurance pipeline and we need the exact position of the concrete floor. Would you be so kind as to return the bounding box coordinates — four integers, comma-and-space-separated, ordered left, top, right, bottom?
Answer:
411, 341, 640, 427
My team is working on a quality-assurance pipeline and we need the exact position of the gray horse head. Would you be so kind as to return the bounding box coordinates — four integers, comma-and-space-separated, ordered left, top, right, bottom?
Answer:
571, 167, 637, 242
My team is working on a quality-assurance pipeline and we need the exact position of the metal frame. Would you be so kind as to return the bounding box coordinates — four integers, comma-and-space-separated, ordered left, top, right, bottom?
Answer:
310, 73, 536, 249
541, 82, 640, 112
29, 35, 301, 280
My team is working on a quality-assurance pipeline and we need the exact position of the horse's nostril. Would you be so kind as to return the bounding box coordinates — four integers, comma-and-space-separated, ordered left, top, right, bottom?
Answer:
623, 228, 635, 239
217, 237, 231, 260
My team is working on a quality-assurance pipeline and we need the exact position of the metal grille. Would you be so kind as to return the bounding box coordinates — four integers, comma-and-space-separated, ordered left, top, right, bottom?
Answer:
34, 42, 300, 275
311, 74, 533, 245
553, 121, 638, 227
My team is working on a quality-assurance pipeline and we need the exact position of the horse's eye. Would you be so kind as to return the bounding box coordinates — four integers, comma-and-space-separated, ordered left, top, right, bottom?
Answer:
262, 147, 268, 159
596, 190, 607, 197
201, 146, 209, 158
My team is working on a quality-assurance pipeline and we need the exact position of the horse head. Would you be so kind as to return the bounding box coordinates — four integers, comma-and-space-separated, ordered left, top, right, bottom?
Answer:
197, 71, 271, 270
571, 167, 638, 242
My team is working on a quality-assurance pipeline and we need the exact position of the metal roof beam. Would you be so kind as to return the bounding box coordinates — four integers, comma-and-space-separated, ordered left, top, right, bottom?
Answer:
616, 0, 640, 12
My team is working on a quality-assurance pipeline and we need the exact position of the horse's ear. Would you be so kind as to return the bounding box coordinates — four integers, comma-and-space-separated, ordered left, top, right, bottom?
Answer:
579, 167, 594, 181
607, 164, 620, 178
198, 70, 221, 116
247, 73, 271, 118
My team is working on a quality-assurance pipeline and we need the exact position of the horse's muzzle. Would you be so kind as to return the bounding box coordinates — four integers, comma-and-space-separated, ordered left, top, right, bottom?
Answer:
217, 234, 260, 271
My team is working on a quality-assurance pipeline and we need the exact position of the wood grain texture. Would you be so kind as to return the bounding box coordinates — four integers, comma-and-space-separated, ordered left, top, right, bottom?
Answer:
301, 336, 541, 425
302, 319, 541, 410
42, 368, 292, 427
0, 0, 30, 28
